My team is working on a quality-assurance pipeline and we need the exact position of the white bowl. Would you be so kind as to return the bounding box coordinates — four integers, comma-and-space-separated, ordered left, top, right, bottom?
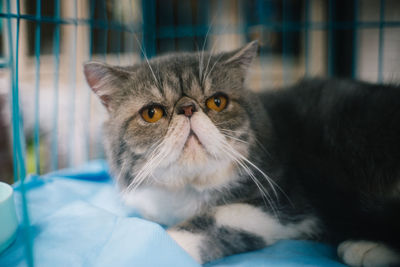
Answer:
0, 181, 18, 254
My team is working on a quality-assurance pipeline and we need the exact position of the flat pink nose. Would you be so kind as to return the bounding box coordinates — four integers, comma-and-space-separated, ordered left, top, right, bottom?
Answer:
178, 104, 196, 118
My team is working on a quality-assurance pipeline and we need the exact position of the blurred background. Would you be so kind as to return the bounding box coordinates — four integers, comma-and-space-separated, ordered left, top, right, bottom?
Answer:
1, 0, 400, 184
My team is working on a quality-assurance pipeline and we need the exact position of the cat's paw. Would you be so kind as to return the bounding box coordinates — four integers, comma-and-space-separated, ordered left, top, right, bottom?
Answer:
338, 240, 400, 267
167, 229, 205, 264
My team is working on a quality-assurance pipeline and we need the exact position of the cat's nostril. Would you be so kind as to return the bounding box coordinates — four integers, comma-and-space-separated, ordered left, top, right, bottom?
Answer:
178, 104, 196, 117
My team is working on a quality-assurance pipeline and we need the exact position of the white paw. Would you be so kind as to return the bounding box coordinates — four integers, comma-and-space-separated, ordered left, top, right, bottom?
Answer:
167, 229, 204, 263
338, 240, 400, 267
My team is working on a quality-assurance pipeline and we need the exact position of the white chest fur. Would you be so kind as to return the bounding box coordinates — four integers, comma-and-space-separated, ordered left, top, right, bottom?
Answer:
122, 185, 209, 227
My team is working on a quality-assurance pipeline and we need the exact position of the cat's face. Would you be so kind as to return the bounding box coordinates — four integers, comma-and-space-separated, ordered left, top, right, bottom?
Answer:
84, 42, 260, 191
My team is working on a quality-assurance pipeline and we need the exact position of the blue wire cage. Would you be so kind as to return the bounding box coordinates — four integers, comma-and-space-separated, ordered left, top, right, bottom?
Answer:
0, 0, 400, 265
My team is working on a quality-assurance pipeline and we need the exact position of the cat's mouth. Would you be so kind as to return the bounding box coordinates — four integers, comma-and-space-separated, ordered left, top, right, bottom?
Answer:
185, 130, 202, 147
178, 129, 208, 163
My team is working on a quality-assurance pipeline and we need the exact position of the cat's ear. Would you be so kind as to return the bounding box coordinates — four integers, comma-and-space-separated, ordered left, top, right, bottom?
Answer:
84, 62, 129, 111
222, 41, 258, 71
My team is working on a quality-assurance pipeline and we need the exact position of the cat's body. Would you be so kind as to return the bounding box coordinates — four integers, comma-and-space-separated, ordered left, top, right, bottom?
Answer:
84, 42, 400, 266
262, 79, 400, 248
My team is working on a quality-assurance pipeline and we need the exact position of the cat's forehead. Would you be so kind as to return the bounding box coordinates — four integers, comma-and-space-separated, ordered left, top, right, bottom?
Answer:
161, 66, 205, 99
134, 53, 212, 103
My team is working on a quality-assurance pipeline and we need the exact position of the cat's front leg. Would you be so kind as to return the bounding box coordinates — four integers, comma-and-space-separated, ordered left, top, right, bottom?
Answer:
167, 203, 320, 264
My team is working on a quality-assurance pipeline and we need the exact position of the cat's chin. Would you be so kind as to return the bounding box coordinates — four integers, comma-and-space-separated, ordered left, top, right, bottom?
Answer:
151, 156, 237, 191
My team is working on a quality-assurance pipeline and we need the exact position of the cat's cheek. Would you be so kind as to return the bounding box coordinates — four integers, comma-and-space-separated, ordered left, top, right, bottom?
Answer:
124, 122, 169, 154
162, 116, 191, 164
167, 229, 205, 264
205, 103, 248, 133
190, 112, 225, 156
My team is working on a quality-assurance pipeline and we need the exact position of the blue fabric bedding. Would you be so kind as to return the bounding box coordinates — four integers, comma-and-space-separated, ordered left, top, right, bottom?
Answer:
0, 161, 345, 267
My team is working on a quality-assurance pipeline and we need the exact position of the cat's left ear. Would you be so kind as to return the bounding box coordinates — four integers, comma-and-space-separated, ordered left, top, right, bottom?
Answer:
222, 41, 258, 72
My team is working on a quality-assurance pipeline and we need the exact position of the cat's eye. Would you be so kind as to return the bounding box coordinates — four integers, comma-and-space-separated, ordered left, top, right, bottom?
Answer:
206, 94, 228, 112
141, 105, 164, 123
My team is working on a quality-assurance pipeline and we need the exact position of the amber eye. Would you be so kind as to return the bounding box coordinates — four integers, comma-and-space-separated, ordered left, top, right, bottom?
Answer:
206, 94, 228, 112
141, 105, 164, 123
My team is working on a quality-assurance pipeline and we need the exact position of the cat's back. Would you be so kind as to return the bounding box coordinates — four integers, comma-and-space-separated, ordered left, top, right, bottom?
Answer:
261, 78, 400, 129
260, 78, 400, 165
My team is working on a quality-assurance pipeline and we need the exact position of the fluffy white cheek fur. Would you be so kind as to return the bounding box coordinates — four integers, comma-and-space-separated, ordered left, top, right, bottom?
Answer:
155, 116, 191, 168
190, 112, 226, 157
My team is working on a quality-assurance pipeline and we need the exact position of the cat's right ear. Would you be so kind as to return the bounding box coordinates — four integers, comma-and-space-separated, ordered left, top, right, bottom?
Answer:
222, 41, 258, 71
84, 62, 129, 111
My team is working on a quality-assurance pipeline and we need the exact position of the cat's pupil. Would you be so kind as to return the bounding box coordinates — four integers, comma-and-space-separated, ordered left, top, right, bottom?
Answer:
148, 108, 155, 118
214, 97, 221, 107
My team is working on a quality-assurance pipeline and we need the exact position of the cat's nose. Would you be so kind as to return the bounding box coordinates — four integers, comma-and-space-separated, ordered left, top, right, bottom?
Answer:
178, 103, 197, 118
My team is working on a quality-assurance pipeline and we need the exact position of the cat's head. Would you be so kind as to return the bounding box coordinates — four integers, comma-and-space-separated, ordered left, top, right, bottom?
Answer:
84, 41, 265, 191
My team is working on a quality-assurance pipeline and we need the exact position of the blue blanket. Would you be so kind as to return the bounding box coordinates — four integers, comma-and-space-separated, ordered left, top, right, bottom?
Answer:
0, 161, 345, 267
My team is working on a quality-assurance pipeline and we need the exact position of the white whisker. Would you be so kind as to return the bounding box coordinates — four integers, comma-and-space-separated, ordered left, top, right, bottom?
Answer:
204, 52, 225, 83
199, 22, 213, 84
202, 39, 220, 84
219, 145, 279, 216
202, 16, 233, 83
127, 4, 160, 88
125, 138, 168, 192
220, 128, 271, 157
199, 7, 224, 84
223, 142, 278, 197
219, 128, 246, 134
219, 132, 293, 204
221, 133, 250, 144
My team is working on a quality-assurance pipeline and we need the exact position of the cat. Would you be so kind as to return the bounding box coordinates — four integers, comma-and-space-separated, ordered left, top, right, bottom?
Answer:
84, 41, 400, 266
